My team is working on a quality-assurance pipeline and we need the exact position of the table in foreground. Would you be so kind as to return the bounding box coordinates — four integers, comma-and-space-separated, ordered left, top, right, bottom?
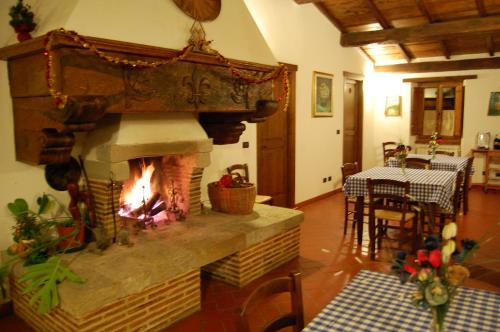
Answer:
303, 270, 499, 332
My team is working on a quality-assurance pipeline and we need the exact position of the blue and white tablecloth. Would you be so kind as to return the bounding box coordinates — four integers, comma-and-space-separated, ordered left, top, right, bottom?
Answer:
303, 270, 499, 332
343, 167, 456, 211
386, 154, 472, 174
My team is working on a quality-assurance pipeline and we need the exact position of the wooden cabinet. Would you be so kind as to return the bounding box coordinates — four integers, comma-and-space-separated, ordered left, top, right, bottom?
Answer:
470, 149, 500, 192
485, 150, 500, 192
407, 76, 476, 145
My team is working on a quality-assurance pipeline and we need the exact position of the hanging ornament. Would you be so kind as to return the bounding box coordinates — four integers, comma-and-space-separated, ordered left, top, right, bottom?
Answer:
172, 0, 221, 21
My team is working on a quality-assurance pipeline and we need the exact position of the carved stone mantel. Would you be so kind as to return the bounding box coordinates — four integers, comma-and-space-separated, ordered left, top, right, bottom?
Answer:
0, 32, 282, 165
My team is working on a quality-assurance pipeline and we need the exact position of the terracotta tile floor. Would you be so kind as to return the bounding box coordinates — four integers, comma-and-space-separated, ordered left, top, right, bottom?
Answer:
1, 188, 498, 331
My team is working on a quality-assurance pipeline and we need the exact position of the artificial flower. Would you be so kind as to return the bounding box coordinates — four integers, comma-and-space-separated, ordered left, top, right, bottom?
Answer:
423, 235, 440, 251
404, 264, 417, 276
446, 265, 470, 286
441, 240, 456, 264
417, 250, 428, 264
442, 222, 457, 240
418, 269, 429, 282
425, 280, 449, 306
217, 174, 233, 188
461, 239, 478, 252
429, 249, 442, 268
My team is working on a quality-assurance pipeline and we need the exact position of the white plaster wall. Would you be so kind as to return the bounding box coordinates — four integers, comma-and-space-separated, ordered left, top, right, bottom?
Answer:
362, 69, 500, 183
0, 0, 276, 248
244, 0, 369, 203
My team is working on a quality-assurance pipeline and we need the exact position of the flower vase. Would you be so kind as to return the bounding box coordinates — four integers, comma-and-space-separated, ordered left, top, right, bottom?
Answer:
430, 307, 444, 332
14, 24, 33, 42
431, 148, 437, 160
401, 159, 406, 174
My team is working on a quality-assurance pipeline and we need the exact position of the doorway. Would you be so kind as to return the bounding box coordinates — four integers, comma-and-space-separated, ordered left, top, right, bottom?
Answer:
257, 63, 297, 208
343, 72, 363, 168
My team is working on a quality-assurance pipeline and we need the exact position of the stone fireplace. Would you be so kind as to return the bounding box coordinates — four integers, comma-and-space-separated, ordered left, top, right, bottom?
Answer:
81, 112, 212, 238
1, 31, 302, 332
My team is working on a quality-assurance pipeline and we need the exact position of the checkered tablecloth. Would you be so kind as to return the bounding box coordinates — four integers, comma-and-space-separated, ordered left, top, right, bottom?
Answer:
302, 270, 500, 332
386, 154, 471, 174
343, 167, 455, 211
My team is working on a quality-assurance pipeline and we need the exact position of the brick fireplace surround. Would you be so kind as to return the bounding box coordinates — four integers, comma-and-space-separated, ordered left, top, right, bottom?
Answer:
10, 204, 303, 332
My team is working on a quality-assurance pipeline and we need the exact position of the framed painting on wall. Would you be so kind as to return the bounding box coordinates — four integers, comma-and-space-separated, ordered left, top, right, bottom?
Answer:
385, 96, 402, 117
312, 71, 333, 117
488, 91, 500, 116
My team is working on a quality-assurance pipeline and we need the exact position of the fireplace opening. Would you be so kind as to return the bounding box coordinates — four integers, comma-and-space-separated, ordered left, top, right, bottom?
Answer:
118, 154, 201, 230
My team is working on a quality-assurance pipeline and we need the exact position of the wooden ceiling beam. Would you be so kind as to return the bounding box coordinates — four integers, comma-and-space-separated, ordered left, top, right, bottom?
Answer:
374, 57, 500, 73
341, 15, 500, 46
363, 0, 411, 63
313, 2, 376, 64
414, 0, 451, 59
475, 0, 496, 56
486, 36, 495, 56
475, 0, 486, 16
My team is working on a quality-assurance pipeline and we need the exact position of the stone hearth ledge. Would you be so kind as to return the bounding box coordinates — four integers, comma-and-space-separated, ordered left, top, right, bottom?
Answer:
12, 203, 303, 318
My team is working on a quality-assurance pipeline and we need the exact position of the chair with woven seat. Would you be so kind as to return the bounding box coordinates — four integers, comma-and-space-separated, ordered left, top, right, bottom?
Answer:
227, 163, 272, 205
341, 162, 365, 236
367, 178, 419, 260
237, 271, 304, 332
382, 141, 398, 163
406, 157, 431, 169
460, 156, 474, 214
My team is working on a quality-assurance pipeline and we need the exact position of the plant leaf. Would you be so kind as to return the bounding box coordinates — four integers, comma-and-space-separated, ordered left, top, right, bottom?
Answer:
20, 256, 86, 315
36, 194, 50, 215
7, 198, 29, 217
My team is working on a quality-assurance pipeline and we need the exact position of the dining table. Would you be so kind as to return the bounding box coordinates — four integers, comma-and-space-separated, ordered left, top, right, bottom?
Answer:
343, 167, 457, 246
302, 269, 500, 332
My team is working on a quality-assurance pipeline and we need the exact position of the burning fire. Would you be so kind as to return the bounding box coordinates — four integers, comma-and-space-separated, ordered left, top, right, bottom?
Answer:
122, 162, 155, 211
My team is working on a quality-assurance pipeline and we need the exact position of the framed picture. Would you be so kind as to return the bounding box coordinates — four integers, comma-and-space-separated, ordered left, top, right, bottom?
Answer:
312, 71, 333, 117
385, 95, 402, 117
488, 91, 500, 116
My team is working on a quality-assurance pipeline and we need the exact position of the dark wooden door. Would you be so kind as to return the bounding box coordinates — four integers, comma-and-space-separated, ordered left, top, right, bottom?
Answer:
343, 74, 363, 167
257, 64, 296, 207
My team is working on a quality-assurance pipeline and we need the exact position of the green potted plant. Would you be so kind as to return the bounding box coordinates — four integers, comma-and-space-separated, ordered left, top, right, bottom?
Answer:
0, 194, 85, 315
8, 0, 37, 42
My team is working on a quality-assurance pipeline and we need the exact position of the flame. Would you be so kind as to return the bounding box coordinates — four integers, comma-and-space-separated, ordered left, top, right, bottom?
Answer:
123, 163, 155, 210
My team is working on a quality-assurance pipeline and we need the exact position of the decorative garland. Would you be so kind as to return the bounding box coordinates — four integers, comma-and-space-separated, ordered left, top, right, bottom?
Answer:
43, 28, 289, 112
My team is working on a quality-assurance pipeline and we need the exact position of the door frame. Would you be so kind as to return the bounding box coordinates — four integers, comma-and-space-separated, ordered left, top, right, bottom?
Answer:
343, 71, 364, 169
256, 62, 297, 207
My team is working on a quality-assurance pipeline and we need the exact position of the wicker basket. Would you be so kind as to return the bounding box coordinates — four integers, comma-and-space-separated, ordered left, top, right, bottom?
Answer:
207, 182, 256, 215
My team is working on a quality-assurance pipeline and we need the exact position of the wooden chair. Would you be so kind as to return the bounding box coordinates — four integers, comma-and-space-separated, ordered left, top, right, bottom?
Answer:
227, 163, 272, 204
460, 156, 474, 214
382, 141, 398, 163
238, 271, 304, 332
341, 162, 365, 236
405, 157, 431, 169
439, 170, 464, 227
367, 179, 419, 260
342, 162, 358, 235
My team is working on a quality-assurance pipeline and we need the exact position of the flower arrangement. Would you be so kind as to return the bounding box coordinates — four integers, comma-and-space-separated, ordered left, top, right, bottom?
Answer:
394, 143, 412, 173
217, 173, 251, 188
428, 132, 444, 159
392, 222, 479, 332
8, 0, 36, 42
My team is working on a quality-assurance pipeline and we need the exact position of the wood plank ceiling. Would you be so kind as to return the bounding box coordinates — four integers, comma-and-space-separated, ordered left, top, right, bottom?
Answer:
294, 0, 500, 72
